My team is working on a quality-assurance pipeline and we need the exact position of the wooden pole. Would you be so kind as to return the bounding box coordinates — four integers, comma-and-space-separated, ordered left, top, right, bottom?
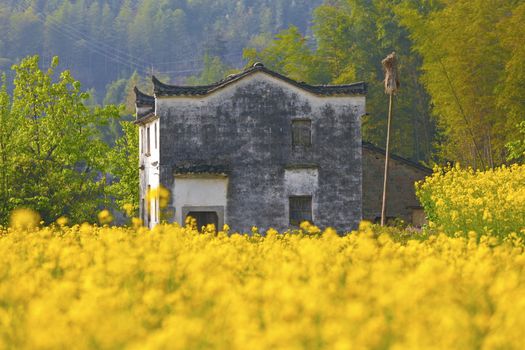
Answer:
381, 93, 393, 226
380, 52, 399, 227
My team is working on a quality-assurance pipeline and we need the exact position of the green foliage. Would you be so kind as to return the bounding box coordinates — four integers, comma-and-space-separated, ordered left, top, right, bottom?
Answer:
416, 164, 525, 237
185, 54, 234, 85
0, 75, 18, 223
103, 78, 128, 106
244, 26, 327, 84
0, 55, 121, 224
397, 0, 525, 168
244, 1, 436, 162
0, 0, 322, 95
106, 121, 139, 217
506, 121, 525, 162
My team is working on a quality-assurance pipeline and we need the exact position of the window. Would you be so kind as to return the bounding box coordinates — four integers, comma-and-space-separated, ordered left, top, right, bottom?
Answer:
289, 196, 312, 226
141, 198, 145, 223
146, 127, 151, 155
147, 185, 151, 224
186, 212, 219, 231
154, 123, 158, 149
154, 195, 157, 223
292, 119, 311, 147
155, 195, 159, 223
140, 128, 144, 154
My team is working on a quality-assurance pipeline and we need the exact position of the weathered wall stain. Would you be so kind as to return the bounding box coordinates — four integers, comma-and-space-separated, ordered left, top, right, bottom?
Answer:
155, 73, 364, 232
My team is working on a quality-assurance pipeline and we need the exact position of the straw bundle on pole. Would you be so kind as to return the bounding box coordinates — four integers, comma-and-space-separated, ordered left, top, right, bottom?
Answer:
381, 52, 399, 226
382, 52, 400, 95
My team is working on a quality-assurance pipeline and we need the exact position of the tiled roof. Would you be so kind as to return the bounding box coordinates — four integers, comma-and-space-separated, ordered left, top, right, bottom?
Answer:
134, 87, 155, 107
173, 164, 230, 175
152, 63, 367, 97
362, 141, 432, 173
134, 110, 156, 124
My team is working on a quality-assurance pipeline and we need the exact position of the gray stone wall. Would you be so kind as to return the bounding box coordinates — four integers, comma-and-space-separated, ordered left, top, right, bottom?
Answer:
362, 146, 431, 224
157, 73, 364, 233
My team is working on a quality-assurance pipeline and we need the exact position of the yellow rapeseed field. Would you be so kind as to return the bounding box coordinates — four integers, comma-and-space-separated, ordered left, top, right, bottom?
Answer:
2, 214, 525, 350
417, 164, 525, 236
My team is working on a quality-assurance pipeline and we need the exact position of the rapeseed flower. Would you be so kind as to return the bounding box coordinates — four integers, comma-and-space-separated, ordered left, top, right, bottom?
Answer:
9, 208, 40, 230
97, 209, 113, 225
1, 217, 525, 348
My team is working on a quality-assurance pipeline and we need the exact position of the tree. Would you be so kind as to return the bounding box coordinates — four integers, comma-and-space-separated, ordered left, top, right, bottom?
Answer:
496, 2, 525, 155
185, 54, 233, 85
0, 75, 20, 222
106, 121, 139, 217
8, 6, 44, 59
0, 0, 323, 97
0, 55, 121, 224
397, 0, 523, 168
243, 26, 327, 84
507, 122, 525, 163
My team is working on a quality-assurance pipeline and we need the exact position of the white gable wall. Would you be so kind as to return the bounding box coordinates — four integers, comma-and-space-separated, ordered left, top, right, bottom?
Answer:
139, 118, 160, 228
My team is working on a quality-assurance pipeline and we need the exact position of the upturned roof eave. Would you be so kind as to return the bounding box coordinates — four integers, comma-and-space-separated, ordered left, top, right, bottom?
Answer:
134, 86, 155, 107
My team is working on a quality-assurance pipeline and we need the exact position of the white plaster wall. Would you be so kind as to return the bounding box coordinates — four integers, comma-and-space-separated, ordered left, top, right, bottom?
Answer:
139, 118, 161, 228
173, 177, 228, 225
284, 169, 319, 223
136, 106, 151, 116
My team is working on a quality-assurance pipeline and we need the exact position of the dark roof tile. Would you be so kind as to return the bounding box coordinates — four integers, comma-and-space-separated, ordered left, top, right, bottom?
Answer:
153, 64, 367, 97
362, 141, 432, 173
134, 86, 155, 107
134, 110, 156, 125
174, 164, 230, 175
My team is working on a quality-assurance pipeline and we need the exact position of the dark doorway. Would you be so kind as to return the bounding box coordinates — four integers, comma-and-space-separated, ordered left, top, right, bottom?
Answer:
187, 211, 219, 230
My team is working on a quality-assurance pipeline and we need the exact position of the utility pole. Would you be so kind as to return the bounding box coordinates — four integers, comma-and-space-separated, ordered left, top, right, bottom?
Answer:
381, 52, 399, 226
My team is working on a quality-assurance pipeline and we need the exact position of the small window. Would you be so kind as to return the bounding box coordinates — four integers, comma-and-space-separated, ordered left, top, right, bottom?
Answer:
140, 128, 144, 154
155, 195, 159, 223
292, 119, 311, 147
187, 212, 219, 231
146, 127, 151, 155
154, 123, 158, 149
289, 196, 312, 226
153, 196, 157, 223
147, 185, 151, 224
141, 198, 145, 223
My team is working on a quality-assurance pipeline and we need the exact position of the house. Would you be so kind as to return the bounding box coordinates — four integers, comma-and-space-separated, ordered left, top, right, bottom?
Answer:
135, 62, 430, 232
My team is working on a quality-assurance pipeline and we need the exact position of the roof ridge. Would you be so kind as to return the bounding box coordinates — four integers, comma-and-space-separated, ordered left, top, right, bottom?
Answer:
152, 64, 367, 97
362, 141, 432, 173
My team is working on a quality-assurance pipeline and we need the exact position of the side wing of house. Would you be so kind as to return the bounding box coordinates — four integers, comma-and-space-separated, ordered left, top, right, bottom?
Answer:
362, 142, 432, 226
135, 88, 161, 227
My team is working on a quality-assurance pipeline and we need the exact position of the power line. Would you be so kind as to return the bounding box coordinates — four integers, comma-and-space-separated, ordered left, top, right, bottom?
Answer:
10, 0, 246, 79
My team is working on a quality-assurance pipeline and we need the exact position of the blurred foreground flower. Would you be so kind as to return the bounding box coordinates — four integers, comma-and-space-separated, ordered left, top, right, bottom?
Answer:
300, 221, 321, 235
98, 209, 113, 225
9, 208, 41, 230
131, 217, 143, 229
122, 203, 134, 217
146, 186, 171, 209
56, 216, 69, 226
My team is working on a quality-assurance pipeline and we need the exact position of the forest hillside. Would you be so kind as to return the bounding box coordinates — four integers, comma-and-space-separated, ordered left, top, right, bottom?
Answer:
1, 0, 524, 166
0, 0, 321, 95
